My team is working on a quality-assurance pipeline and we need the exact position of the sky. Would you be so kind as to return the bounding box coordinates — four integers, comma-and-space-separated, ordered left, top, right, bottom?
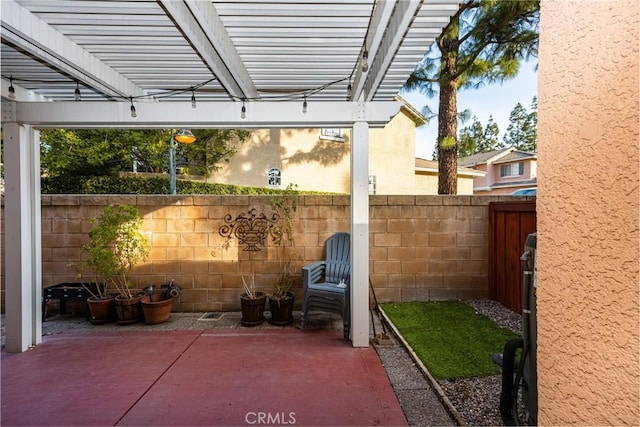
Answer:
399, 61, 539, 160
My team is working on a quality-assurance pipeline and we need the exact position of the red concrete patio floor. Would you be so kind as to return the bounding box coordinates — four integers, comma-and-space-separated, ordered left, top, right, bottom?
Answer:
1, 328, 407, 426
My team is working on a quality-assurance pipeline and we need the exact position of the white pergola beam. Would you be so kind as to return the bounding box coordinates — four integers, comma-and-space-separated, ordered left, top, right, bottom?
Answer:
158, 0, 257, 100
350, 0, 395, 101
10, 101, 401, 129
350, 120, 371, 348
363, 0, 423, 101
0, 0, 144, 99
3, 123, 42, 353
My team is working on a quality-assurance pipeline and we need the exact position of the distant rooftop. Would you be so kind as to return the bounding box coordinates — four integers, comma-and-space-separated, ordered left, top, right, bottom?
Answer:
458, 148, 536, 167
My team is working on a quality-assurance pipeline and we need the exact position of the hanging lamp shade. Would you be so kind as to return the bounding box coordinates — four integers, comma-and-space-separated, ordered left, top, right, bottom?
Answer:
174, 129, 197, 144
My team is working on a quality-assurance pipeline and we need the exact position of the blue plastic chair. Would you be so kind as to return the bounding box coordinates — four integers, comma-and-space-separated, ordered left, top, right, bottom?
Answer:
301, 232, 350, 339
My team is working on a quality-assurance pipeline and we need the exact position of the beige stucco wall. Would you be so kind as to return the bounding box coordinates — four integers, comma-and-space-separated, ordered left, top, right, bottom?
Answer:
214, 128, 352, 192
369, 111, 417, 195
412, 171, 476, 195
537, 0, 639, 425
213, 109, 418, 194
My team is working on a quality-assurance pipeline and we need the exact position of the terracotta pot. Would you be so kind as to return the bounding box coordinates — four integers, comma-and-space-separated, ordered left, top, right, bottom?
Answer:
141, 295, 174, 325
240, 292, 266, 326
86, 296, 116, 325
268, 292, 295, 326
115, 294, 143, 325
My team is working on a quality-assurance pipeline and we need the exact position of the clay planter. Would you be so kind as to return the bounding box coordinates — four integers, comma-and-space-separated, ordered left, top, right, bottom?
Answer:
115, 294, 144, 325
268, 292, 295, 326
87, 296, 116, 325
141, 294, 174, 325
240, 292, 266, 326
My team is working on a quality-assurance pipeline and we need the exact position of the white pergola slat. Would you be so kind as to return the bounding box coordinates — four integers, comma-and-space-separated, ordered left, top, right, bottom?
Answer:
1, 0, 461, 351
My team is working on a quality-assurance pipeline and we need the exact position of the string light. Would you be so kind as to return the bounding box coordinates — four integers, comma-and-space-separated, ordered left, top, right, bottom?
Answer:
241, 100, 246, 119
129, 97, 137, 118
347, 82, 352, 99
8, 77, 15, 99
3, 73, 363, 107
361, 50, 369, 73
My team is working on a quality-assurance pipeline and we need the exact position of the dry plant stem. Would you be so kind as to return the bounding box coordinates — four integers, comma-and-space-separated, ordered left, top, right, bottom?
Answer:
242, 269, 257, 299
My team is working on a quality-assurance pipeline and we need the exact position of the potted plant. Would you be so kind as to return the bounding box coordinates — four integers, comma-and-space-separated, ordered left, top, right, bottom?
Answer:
240, 268, 266, 326
268, 186, 298, 325
268, 261, 295, 325
82, 204, 150, 325
141, 280, 182, 324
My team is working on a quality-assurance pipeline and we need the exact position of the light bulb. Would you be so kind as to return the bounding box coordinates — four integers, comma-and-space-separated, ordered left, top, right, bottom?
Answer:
347, 83, 352, 99
74, 81, 81, 101
191, 90, 197, 109
241, 102, 246, 119
302, 96, 308, 114
130, 98, 137, 118
8, 78, 15, 99
361, 50, 369, 73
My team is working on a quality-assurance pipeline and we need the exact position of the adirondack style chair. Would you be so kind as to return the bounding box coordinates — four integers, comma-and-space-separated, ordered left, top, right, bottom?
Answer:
301, 232, 351, 339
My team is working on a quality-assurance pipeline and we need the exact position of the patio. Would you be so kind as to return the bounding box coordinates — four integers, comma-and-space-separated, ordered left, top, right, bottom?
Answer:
1, 0, 461, 351
1, 312, 456, 426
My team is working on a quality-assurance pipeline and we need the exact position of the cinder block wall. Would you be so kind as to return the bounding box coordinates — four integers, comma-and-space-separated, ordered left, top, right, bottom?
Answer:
0, 195, 517, 312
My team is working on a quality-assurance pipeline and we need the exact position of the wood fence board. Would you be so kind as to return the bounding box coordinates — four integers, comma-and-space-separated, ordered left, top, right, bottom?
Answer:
488, 201, 536, 313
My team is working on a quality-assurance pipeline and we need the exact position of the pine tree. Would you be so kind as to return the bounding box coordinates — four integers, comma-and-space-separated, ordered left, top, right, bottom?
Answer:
404, 0, 539, 193
478, 115, 502, 153
503, 96, 537, 151
458, 117, 484, 157
457, 115, 503, 157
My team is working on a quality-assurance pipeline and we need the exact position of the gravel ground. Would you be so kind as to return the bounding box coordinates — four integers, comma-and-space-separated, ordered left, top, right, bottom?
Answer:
435, 299, 523, 426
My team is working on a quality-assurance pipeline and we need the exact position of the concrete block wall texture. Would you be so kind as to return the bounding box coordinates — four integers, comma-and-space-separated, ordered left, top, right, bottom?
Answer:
0, 195, 521, 313
538, 0, 639, 425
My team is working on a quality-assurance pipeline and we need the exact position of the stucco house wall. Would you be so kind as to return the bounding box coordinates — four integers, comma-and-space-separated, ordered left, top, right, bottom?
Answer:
212, 107, 476, 195
413, 171, 475, 195
368, 110, 417, 195
490, 159, 536, 193
459, 148, 537, 195
472, 164, 490, 189
537, 0, 639, 424
213, 109, 418, 194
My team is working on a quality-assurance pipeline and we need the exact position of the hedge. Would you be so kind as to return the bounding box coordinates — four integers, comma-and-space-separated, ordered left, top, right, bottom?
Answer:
41, 175, 319, 195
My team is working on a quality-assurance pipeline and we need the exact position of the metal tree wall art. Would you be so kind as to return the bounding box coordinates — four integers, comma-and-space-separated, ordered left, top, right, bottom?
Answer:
219, 208, 281, 251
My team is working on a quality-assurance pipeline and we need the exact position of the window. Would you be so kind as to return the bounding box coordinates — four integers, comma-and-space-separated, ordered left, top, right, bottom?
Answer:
368, 175, 377, 195
267, 168, 281, 187
500, 162, 524, 177
320, 128, 345, 142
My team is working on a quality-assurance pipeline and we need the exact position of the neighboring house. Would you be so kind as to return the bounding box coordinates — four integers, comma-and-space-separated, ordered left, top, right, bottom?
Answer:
414, 158, 485, 195
213, 97, 479, 195
458, 148, 537, 195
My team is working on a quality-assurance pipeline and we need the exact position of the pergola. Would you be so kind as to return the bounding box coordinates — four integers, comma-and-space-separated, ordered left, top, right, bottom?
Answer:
1, 0, 460, 352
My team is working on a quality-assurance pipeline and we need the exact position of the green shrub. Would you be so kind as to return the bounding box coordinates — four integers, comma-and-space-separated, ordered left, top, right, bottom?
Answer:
41, 175, 332, 195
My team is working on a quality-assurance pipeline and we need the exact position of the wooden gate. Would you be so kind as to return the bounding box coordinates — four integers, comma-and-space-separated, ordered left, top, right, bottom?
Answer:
488, 201, 536, 313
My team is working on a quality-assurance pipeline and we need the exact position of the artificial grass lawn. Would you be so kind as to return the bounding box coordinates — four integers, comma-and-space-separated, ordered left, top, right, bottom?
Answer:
380, 300, 520, 380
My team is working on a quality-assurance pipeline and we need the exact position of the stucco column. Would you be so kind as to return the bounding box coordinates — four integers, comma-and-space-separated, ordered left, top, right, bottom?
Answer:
350, 119, 370, 348
3, 121, 42, 352
537, 0, 639, 424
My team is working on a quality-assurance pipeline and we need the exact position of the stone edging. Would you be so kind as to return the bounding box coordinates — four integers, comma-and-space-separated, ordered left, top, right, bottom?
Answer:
377, 306, 468, 427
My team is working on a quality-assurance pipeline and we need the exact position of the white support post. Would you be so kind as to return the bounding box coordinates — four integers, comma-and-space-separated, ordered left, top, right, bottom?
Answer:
350, 119, 370, 348
3, 123, 42, 352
